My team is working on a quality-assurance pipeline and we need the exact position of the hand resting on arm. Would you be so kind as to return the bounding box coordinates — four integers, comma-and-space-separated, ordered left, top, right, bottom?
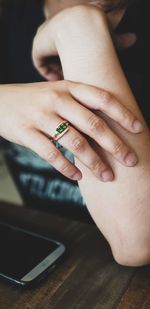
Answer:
0, 80, 140, 181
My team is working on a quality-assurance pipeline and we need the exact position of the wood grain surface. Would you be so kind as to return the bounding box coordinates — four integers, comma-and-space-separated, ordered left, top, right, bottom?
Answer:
0, 201, 149, 309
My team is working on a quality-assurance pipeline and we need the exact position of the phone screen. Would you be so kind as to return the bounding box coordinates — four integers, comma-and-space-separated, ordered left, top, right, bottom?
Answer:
0, 223, 59, 281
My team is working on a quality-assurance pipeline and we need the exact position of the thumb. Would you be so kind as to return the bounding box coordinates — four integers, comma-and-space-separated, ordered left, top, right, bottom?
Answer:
114, 32, 137, 50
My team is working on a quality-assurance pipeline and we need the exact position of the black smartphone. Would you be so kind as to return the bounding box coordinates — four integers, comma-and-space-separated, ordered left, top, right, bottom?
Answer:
0, 222, 66, 287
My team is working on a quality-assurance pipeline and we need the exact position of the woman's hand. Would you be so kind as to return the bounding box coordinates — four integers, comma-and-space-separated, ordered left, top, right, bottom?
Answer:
0, 81, 142, 181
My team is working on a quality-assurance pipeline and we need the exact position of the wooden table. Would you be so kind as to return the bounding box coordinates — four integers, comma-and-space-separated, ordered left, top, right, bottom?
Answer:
0, 201, 149, 309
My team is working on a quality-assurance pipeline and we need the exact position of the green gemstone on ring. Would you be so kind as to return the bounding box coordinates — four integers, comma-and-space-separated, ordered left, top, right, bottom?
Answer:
56, 122, 69, 134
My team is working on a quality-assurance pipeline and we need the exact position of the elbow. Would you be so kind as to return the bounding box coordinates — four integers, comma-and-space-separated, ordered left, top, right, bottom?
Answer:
111, 238, 150, 267
113, 247, 150, 267
109, 193, 150, 267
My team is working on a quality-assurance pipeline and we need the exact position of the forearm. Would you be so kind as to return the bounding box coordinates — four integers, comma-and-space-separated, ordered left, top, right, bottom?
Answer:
34, 6, 150, 265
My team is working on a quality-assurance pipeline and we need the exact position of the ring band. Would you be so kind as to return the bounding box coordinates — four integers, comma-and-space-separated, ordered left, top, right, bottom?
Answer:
52, 120, 70, 141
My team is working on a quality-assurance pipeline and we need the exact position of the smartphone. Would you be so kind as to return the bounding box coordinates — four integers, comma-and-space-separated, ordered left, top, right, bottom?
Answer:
0, 222, 66, 287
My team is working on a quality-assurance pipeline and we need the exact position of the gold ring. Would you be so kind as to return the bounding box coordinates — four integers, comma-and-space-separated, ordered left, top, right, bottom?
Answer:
52, 120, 70, 141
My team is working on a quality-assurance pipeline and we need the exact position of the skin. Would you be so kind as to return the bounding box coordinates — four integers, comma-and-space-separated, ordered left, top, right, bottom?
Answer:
0, 81, 141, 181
45, 0, 137, 43
43, 0, 137, 80
0, 2, 142, 182
32, 2, 150, 266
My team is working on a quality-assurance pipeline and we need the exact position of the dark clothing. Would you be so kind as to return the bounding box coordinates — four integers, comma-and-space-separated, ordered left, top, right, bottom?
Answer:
117, 0, 150, 126
0, 0, 150, 220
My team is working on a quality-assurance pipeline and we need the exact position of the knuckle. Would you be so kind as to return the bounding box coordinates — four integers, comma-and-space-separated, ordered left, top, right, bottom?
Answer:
60, 162, 71, 174
122, 110, 129, 122
113, 141, 124, 156
45, 149, 59, 163
33, 86, 51, 108
33, 109, 48, 129
45, 88, 62, 107
89, 158, 104, 171
51, 90, 68, 112
59, 80, 68, 88
122, 110, 134, 125
53, 91, 62, 104
88, 114, 105, 133
46, 88, 56, 103
71, 135, 86, 152
33, 109, 44, 125
99, 90, 112, 105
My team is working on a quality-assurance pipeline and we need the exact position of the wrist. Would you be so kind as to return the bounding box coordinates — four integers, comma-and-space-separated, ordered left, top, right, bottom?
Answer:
52, 6, 111, 83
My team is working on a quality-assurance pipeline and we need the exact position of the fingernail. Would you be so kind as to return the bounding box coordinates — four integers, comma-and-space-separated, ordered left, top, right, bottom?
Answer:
72, 171, 82, 181
133, 120, 143, 132
101, 170, 114, 182
124, 152, 138, 166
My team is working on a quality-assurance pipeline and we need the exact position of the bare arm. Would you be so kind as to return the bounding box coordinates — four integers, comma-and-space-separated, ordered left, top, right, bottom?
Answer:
33, 5, 150, 266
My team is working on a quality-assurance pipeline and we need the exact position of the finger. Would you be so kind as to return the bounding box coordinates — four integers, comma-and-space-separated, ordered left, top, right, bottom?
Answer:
47, 72, 60, 81
23, 129, 82, 181
32, 23, 59, 80
47, 72, 63, 82
54, 97, 138, 167
67, 81, 143, 133
32, 54, 51, 80
49, 62, 63, 78
32, 60, 63, 81
114, 33, 137, 50
38, 115, 114, 182
42, 62, 63, 81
